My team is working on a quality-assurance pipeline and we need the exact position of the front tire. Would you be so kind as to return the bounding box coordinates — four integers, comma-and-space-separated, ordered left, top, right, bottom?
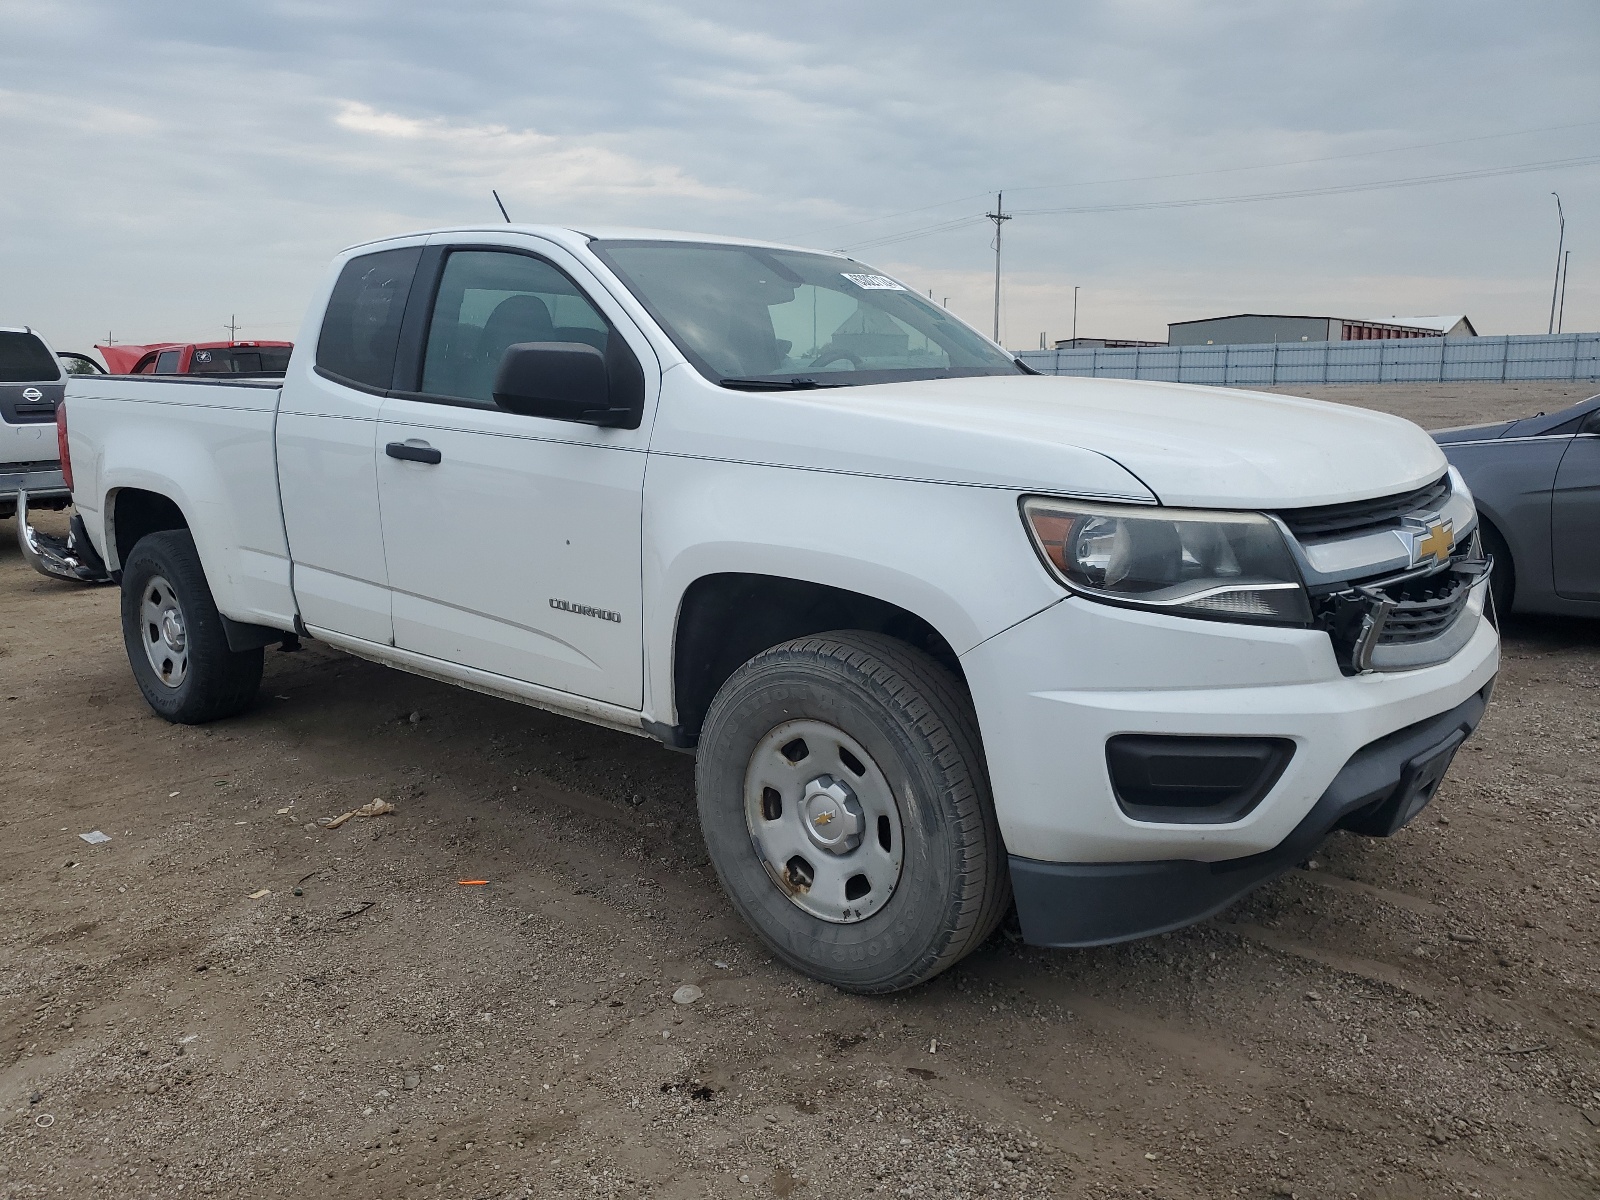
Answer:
120, 529, 263, 723
696, 632, 1009, 994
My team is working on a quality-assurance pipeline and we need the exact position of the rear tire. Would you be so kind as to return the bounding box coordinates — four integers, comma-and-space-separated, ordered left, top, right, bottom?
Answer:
120, 530, 263, 723
696, 631, 1009, 994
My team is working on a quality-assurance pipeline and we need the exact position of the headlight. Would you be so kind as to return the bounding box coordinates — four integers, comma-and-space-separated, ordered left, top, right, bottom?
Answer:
1021, 497, 1311, 626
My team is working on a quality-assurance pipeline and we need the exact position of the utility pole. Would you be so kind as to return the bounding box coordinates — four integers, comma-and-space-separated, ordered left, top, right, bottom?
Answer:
225, 314, 241, 342
1548, 193, 1565, 335
105, 330, 114, 346
1558, 249, 1571, 334
986, 192, 1011, 344
1072, 286, 1079, 346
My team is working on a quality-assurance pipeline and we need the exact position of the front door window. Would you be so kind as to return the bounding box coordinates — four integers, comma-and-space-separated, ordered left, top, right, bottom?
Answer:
421, 250, 614, 404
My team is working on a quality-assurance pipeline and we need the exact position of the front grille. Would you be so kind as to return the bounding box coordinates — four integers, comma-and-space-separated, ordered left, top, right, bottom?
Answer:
1378, 570, 1473, 645
1313, 538, 1485, 674
1278, 473, 1451, 539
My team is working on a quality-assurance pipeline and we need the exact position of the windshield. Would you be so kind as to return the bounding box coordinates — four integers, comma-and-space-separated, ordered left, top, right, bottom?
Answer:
0, 331, 62, 383
590, 241, 1023, 388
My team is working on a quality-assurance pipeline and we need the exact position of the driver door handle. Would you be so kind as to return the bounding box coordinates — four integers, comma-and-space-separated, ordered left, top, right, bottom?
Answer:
386, 441, 442, 465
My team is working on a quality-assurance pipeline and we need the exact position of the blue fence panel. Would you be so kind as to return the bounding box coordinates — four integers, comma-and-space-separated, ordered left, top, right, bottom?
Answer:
1018, 332, 1600, 384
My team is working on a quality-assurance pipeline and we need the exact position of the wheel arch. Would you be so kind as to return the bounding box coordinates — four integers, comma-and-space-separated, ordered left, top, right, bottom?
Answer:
1473, 505, 1516, 611
107, 486, 191, 571
664, 571, 971, 747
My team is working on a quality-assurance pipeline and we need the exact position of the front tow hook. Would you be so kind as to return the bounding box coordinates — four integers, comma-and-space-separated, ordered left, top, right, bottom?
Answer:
16, 490, 114, 584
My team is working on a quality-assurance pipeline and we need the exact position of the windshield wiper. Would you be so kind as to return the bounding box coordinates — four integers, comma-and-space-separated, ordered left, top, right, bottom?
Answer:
717, 376, 840, 391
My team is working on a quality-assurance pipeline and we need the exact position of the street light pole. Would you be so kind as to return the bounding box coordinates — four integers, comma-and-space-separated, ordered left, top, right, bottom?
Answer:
1072, 286, 1079, 345
1548, 193, 1565, 335
1558, 249, 1571, 334
985, 192, 1011, 344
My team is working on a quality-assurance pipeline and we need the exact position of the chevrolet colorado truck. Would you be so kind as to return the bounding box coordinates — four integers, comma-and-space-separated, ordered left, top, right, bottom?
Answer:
49, 225, 1499, 993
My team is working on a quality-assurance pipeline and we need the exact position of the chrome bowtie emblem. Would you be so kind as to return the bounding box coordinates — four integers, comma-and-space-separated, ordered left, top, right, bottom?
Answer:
812, 810, 836, 827
1404, 517, 1454, 568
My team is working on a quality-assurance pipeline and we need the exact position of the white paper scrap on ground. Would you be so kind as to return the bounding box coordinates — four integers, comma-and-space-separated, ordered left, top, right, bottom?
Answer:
79, 831, 111, 845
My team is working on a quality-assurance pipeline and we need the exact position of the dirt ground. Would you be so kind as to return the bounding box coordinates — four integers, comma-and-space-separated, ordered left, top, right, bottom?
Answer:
2, 381, 1597, 1200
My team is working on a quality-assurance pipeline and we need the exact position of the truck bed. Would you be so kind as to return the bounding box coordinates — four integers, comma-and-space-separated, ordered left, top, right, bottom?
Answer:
65, 373, 295, 631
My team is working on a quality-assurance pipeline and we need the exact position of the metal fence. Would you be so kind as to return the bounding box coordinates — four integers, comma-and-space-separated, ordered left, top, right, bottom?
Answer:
1015, 332, 1600, 386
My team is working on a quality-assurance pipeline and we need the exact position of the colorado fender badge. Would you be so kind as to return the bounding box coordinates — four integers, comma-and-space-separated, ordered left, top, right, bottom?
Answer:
549, 598, 622, 623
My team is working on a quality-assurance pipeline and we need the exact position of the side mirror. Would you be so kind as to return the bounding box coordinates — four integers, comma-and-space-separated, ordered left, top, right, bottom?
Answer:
492, 342, 632, 427
1581, 409, 1600, 435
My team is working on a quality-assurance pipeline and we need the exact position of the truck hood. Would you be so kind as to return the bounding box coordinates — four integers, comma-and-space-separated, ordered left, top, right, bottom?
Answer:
656, 371, 1448, 509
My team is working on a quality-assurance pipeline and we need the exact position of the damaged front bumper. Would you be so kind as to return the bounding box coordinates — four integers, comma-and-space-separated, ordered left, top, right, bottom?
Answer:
15, 489, 113, 584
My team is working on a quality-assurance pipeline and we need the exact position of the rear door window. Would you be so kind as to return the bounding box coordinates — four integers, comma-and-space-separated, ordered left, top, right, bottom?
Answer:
155, 350, 182, 373
316, 247, 422, 391
0, 331, 62, 383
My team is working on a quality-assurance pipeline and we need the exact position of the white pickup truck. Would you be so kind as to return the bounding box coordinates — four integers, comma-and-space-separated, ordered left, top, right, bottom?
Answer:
51, 225, 1498, 993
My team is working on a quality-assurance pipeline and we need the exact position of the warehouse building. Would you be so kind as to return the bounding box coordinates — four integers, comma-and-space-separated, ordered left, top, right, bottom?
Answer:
1168, 313, 1476, 346
1051, 336, 1166, 349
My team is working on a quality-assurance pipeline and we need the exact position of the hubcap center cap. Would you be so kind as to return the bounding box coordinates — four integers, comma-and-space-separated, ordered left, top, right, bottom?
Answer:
800, 775, 864, 854
160, 609, 186, 652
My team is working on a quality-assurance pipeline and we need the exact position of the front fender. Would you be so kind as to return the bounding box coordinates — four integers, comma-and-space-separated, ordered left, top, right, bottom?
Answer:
642, 453, 1065, 724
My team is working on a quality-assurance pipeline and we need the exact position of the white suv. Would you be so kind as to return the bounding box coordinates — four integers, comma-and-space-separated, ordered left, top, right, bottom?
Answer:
1, 325, 70, 521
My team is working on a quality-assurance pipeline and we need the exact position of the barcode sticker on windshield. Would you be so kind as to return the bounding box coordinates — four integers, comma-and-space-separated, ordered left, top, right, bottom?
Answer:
841, 272, 905, 290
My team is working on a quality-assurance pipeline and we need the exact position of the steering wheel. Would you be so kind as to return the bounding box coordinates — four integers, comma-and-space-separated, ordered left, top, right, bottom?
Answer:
803, 349, 863, 372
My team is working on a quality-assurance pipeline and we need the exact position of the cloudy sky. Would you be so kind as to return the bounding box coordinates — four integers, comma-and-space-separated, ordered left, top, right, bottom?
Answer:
3, 0, 1597, 354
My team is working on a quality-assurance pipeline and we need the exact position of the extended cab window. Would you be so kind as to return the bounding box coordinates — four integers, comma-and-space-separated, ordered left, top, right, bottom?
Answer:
154, 350, 181, 373
419, 250, 620, 405
0, 331, 62, 383
316, 246, 422, 391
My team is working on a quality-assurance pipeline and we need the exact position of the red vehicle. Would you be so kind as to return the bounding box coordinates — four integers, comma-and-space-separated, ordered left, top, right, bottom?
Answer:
97, 340, 293, 376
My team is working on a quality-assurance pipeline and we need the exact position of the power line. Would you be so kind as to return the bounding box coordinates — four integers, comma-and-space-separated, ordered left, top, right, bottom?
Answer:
1013, 154, 1600, 216
835, 152, 1600, 253
787, 117, 1600, 243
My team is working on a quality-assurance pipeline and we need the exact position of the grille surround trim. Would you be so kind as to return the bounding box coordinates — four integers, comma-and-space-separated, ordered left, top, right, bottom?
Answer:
1278, 473, 1451, 540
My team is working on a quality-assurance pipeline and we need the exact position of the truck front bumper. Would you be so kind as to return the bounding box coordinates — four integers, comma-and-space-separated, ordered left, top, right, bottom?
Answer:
1007, 683, 1490, 945
960, 592, 1499, 946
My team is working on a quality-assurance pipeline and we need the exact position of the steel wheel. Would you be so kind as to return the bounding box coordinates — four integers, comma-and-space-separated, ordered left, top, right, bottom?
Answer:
744, 718, 904, 923
139, 574, 190, 689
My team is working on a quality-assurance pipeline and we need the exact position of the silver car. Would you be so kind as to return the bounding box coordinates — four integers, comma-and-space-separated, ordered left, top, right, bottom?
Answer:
1433, 393, 1600, 618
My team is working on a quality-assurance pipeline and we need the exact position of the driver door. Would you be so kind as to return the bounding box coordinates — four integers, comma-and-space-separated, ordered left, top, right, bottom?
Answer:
374, 238, 658, 707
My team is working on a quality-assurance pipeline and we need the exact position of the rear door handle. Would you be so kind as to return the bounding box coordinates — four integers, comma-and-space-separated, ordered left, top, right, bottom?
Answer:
385, 441, 442, 465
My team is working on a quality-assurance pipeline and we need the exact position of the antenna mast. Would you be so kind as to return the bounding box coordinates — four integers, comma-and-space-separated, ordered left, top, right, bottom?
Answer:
493, 190, 511, 223
986, 192, 1011, 344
